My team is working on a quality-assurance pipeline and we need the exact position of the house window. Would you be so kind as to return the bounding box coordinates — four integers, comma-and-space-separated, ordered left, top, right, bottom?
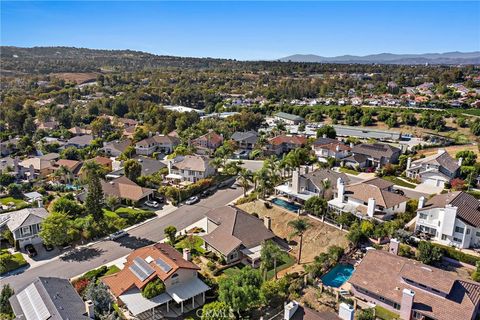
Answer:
21, 226, 32, 237
171, 273, 179, 285
467, 229, 470, 235
476, 231, 480, 237
455, 226, 464, 234
393, 303, 400, 310
419, 213, 428, 219
453, 237, 462, 243
441, 234, 448, 240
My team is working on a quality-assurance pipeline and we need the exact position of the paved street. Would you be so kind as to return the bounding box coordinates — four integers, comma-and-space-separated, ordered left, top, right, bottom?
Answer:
1, 185, 243, 291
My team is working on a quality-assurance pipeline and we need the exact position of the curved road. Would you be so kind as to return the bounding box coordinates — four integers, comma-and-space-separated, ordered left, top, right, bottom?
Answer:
2, 185, 243, 291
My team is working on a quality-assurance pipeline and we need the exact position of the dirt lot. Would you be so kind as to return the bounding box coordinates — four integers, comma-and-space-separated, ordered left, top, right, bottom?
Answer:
417, 144, 480, 158
51, 72, 98, 84
237, 200, 349, 268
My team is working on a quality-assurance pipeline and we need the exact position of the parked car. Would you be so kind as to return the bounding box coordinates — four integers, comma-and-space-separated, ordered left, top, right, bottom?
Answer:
185, 196, 199, 205
145, 200, 159, 208
393, 189, 405, 196
24, 244, 37, 257
154, 195, 165, 203
201, 190, 211, 198
108, 230, 128, 240
218, 180, 230, 188
43, 243, 54, 251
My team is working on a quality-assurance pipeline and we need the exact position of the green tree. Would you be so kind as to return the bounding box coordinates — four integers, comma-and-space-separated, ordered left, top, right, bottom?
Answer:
0, 284, 14, 315
218, 266, 263, 314
164, 225, 177, 245
316, 125, 336, 139
260, 240, 286, 280
238, 168, 253, 197
471, 119, 480, 136
105, 195, 120, 211
260, 278, 288, 307
124, 159, 142, 182
472, 261, 480, 282
39, 212, 72, 246
142, 278, 165, 299
84, 282, 114, 316
357, 308, 375, 320
61, 147, 81, 160
201, 301, 234, 320
287, 218, 311, 264
304, 196, 327, 217
83, 161, 105, 220
417, 241, 443, 265
456, 150, 477, 166
49, 197, 83, 217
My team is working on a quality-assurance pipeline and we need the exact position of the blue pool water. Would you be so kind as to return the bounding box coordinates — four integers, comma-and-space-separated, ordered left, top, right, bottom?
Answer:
271, 198, 301, 213
321, 264, 354, 288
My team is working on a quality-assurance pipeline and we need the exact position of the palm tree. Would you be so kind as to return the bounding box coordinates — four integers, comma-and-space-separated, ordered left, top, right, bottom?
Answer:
53, 165, 72, 184
288, 218, 311, 264
210, 157, 224, 173
260, 240, 286, 280
238, 168, 253, 197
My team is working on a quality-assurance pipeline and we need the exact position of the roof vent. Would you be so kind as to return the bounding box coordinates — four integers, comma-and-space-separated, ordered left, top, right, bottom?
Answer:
145, 256, 154, 263
421, 266, 432, 272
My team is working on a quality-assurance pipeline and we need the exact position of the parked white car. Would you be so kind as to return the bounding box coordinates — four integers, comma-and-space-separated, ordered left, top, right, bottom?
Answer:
108, 230, 127, 240
185, 196, 199, 205
145, 200, 159, 208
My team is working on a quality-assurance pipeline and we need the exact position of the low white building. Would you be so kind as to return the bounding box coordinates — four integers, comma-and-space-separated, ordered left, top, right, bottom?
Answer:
415, 191, 480, 249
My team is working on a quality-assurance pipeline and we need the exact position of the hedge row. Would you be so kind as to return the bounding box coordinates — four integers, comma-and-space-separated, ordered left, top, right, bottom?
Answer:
432, 243, 480, 266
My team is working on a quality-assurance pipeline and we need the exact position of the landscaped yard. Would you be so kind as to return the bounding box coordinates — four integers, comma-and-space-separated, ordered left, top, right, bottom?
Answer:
382, 176, 416, 189
175, 235, 205, 256
339, 167, 359, 175
265, 253, 296, 279
375, 306, 400, 320
237, 200, 349, 271
0, 197, 29, 210
103, 207, 155, 226
0, 249, 28, 274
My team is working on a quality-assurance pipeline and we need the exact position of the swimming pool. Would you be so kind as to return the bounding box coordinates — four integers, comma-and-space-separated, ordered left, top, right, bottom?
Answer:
321, 264, 354, 288
271, 198, 301, 213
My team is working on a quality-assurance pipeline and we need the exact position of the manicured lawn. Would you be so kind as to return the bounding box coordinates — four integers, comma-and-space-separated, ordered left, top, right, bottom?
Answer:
0, 249, 28, 274
175, 235, 205, 255
0, 197, 29, 209
104, 265, 121, 276
103, 206, 155, 226
266, 253, 296, 279
382, 176, 416, 189
339, 167, 359, 175
375, 306, 400, 320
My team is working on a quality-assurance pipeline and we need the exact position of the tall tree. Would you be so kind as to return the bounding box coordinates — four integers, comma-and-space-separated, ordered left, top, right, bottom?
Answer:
83, 161, 105, 220
0, 284, 14, 315
164, 226, 177, 245
39, 212, 72, 246
260, 240, 286, 280
288, 218, 311, 264
238, 168, 253, 197
124, 159, 142, 182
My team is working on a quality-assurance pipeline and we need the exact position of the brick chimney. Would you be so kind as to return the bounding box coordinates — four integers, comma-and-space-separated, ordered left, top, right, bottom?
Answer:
264, 216, 272, 230
338, 303, 354, 320
400, 289, 415, 320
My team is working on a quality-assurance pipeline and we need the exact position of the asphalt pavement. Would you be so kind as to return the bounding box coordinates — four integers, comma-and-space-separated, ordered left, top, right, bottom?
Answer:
2, 184, 243, 291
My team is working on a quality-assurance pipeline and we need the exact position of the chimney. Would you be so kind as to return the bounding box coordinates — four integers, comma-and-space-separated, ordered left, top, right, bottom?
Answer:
349, 142, 354, 148
29, 165, 35, 181
400, 289, 415, 320
292, 170, 300, 193
367, 198, 376, 217
167, 161, 172, 174
406, 157, 412, 169
13, 157, 19, 173
37, 198, 43, 208
85, 300, 94, 319
183, 248, 191, 261
458, 157, 463, 166
338, 303, 354, 320
418, 196, 425, 209
336, 145, 340, 152
284, 301, 299, 320
264, 216, 272, 230
337, 178, 345, 200
437, 148, 446, 155
322, 134, 327, 139
389, 238, 400, 255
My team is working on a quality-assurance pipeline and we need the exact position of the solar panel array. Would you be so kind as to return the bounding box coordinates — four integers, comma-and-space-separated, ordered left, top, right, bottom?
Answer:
17, 283, 51, 320
129, 257, 154, 281
155, 257, 172, 273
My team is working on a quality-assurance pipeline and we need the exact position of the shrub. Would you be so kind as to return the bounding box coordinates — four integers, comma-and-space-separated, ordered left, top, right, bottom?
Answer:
73, 278, 91, 296
142, 278, 166, 299
207, 261, 216, 271
83, 266, 108, 280
433, 243, 480, 266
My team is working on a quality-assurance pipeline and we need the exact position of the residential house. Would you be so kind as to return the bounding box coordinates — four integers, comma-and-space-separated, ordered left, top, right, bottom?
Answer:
202, 206, 276, 265
20, 156, 56, 179
266, 135, 308, 156
328, 178, 408, 221
311, 137, 351, 161
102, 243, 209, 318
274, 112, 305, 125
0, 208, 49, 247
415, 191, 480, 249
107, 156, 167, 179
406, 149, 460, 187
0, 137, 21, 156
135, 134, 180, 156
68, 126, 92, 136
54, 159, 83, 178
166, 155, 216, 183
65, 134, 94, 148
275, 169, 350, 203
349, 249, 480, 320
102, 139, 132, 157
100, 176, 154, 203
36, 120, 59, 131
191, 130, 223, 155
231, 131, 258, 150
343, 143, 401, 169
9, 277, 92, 320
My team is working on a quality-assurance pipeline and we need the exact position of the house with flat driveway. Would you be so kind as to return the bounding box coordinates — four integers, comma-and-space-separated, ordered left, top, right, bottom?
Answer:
406, 149, 460, 188
0, 207, 49, 247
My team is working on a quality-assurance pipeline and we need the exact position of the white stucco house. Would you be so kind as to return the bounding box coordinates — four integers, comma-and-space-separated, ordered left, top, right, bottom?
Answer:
406, 149, 460, 188
415, 191, 480, 249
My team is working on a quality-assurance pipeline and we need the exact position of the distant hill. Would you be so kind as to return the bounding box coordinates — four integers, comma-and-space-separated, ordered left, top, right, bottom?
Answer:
278, 52, 480, 65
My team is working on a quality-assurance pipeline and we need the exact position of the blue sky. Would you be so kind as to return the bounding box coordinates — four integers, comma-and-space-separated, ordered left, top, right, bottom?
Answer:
1, 1, 479, 60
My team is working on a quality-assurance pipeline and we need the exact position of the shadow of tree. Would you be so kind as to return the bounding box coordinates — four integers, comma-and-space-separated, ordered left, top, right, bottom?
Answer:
60, 247, 105, 262
116, 235, 155, 250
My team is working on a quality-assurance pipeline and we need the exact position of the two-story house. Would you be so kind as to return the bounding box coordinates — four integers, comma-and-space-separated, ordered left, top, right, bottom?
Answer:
102, 139, 132, 157
311, 137, 351, 161
343, 143, 401, 170
415, 191, 480, 248
135, 134, 180, 156
166, 155, 216, 183
0, 208, 49, 247
65, 135, 94, 148
102, 243, 210, 318
266, 135, 308, 156
231, 131, 258, 150
328, 178, 408, 221
275, 168, 350, 203
191, 130, 223, 155
202, 206, 277, 266
406, 149, 460, 188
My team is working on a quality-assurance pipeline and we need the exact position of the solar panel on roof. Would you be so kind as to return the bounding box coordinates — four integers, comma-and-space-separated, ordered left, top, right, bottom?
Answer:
17, 283, 51, 320
155, 257, 172, 273
129, 257, 154, 281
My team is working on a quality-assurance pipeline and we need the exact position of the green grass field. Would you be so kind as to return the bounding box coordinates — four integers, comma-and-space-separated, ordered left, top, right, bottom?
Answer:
0, 249, 28, 274
382, 176, 417, 189
375, 306, 400, 320
339, 167, 360, 175
175, 235, 205, 255
0, 197, 29, 209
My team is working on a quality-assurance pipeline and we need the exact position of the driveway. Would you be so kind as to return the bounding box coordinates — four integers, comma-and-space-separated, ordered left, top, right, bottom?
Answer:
414, 182, 444, 195
1, 185, 243, 291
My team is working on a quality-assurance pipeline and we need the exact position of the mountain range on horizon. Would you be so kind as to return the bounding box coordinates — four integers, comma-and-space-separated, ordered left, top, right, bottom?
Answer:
278, 51, 480, 65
